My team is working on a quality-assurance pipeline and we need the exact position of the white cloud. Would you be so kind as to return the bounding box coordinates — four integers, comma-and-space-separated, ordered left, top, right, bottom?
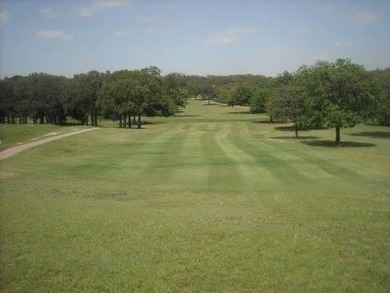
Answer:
189, 36, 200, 43
202, 26, 257, 45
136, 15, 172, 24
97, 0, 133, 8
40, 8, 58, 18
35, 29, 74, 41
298, 25, 309, 35
144, 28, 171, 36
274, 45, 287, 53
0, 9, 9, 25
78, 0, 134, 17
113, 31, 129, 38
317, 5, 334, 14
334, 41, 353, 49
352, 10, 379, 24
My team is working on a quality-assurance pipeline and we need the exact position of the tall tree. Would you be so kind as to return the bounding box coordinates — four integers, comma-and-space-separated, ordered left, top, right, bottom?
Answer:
164, 72, 190, 110
98, 73, 136, 128
0, 77, 17, 123
373, 68, 390, 126
98, 67, 168, 129
270, 85, 311, 138
66, 70, 103, 126
297, 59, 379, 144
250, 87, 269, 114
229, 85, 252, 106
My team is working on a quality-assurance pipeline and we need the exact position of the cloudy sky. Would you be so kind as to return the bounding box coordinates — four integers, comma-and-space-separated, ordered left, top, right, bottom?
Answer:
1, 0, 389, 78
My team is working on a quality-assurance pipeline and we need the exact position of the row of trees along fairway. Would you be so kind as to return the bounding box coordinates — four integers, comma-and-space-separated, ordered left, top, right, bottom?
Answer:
267, 59, 380, 143
0, 67, 190, 127
297, 59, 379, 143
1, 59, 389, 139
98, 67, 189, 128
186, 58, 387, 144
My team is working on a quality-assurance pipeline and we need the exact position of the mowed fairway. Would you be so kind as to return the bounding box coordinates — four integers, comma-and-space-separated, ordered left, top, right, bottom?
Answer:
1, 100, 389, 292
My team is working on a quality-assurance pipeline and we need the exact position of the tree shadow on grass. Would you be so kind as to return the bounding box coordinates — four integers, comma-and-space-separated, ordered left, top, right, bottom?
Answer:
229, 111, 251, 114
252, 120, 284, 124
203, 103, 219, 106
274, 125, 311, 131
350, 131, 390, 139
301, 140, 376, 148
175, 114, 200, 118
271, 136, 320, 140
64, 121, 84, 127
139, 121, 160, 126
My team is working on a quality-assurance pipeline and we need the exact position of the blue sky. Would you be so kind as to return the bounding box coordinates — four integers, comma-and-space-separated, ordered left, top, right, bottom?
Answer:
1, 0, 389, 78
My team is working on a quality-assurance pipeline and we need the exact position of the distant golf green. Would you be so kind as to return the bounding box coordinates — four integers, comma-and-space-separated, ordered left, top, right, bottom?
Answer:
1, 99, 389, 292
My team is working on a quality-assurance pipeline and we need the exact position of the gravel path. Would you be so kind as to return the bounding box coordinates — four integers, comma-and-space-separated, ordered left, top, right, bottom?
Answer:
0, 128, 99, 161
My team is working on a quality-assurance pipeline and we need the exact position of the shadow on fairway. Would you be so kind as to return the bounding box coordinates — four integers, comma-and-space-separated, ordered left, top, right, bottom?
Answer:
302, 140, 376, 148
116, 127, 149, 130
141, 121, 160, 125
350, 131, 390, 139
229, 111, 251, 114
274, 125, 310, 131
64, 121, 86, 127
175, 114, 200, 118
271, 136, 320, 140
252, 120, 283, 124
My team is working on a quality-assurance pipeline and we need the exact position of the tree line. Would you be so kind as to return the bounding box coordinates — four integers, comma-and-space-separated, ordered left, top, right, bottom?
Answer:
0, 66, 190, 128
193, 59, 389, 143
1, 59, 389, 142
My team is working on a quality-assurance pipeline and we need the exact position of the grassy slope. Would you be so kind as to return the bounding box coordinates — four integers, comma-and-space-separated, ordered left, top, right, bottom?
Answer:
1, 100, 389, 292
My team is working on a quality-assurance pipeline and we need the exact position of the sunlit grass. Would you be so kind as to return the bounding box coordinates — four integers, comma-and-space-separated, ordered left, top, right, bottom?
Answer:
0, 123, 91, 151
1, 100, 389, 291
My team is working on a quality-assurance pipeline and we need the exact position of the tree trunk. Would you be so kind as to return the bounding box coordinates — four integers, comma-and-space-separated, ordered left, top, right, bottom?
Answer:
137, 114, 142, 129
94, 112, 98, 126
294, 123, 299, 138
128, 114, 132, 128
335, 126, 341, 144
119, 116, 123, 128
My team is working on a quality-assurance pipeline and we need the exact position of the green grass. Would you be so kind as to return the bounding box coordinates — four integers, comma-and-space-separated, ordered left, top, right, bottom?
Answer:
1, 100, 389, 292
0, 123, 90, 151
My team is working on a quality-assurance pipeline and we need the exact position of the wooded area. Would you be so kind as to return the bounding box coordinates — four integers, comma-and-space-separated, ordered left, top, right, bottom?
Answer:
1, 59, 389, 143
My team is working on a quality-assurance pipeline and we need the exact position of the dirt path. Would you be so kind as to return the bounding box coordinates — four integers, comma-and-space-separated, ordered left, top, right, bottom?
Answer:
0, 128, 99, 161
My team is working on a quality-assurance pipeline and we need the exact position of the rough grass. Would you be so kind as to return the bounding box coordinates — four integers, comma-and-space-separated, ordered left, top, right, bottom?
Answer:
1, 100, 389, 292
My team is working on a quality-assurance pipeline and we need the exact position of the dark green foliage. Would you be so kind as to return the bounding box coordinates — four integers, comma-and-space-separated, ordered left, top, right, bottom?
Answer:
163, 72, 190, 109
65, 71, 103, 126
296, 59, 380, 143
373, 68, 390, 126
229, 85, 252, 106
250, 88, 269, 114
1, 60, 389, 132
97, 67, 183, 128
376, 97, 390, 126
270, 86, 311, 137
0, 74, 70, 125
